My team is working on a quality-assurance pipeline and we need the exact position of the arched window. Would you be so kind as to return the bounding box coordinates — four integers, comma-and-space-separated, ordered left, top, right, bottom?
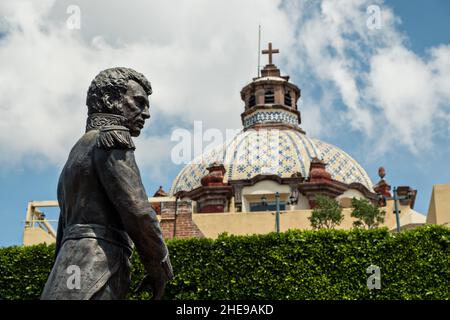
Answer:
265, 89, 275, 104
284, 92, 292, 107
248, 94, 256, 107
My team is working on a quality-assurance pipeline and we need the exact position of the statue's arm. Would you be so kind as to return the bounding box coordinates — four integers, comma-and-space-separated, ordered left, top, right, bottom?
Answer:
93, 146, 173, 281
55, 214, 64, 257
55, 178, 64, 257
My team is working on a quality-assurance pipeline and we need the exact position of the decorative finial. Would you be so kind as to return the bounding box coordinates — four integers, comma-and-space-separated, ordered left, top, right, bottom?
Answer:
374, 166, 391, 201
201, 162, 226, 186
378, 167, 386, 179
309, 157, 331, 181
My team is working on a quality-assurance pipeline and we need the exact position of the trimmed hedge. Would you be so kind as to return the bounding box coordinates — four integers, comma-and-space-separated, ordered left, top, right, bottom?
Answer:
0, 225, 449, 300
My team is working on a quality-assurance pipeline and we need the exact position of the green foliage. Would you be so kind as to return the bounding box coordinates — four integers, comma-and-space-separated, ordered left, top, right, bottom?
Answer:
309, 195, 344, 229
0, 225, 449, 300
351, 197, 386, 229
0, 244, 55, 299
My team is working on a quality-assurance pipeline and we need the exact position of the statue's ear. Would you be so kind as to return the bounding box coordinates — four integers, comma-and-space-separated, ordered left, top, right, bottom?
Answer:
102, 93, 114, 109
102, 91, 122, 113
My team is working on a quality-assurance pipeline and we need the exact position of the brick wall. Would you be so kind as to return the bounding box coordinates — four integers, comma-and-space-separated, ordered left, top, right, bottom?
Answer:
160, 201, 204, 239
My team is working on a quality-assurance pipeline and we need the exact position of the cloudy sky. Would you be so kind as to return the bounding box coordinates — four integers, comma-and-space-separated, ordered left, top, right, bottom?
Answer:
0, 0, 449, 246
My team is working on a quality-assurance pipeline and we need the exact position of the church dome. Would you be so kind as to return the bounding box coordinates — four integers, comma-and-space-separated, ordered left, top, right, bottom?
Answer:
170, 43, 373, 197
170, 129, 373, 195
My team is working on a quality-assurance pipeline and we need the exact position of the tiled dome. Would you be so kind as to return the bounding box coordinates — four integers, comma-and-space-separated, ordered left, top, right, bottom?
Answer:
170, 129, 373, 194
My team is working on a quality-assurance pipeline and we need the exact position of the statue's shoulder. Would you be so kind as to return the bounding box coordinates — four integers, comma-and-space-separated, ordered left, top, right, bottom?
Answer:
97, 125, 136, 150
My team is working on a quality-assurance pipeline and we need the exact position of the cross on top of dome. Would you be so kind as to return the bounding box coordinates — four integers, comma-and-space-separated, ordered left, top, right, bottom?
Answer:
262, 42, 279, 65
259, 42, 284, 78
239, 41, 302, 132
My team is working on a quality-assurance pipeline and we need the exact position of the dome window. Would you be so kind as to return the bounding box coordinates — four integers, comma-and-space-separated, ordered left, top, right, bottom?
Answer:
248, 94, 256, 108
250, 201, 286, 212
284, 92, 292, 107
265, 89, 275, 104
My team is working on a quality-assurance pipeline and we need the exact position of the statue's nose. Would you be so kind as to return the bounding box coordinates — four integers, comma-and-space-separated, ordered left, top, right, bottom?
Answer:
142, 106, 150, 119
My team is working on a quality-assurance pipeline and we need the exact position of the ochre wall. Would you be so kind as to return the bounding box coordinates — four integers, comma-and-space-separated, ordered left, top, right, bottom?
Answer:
22, 197, 428, 245
427, 184, 450, 226
192, 200, 421, 239
23, 228, 55, 246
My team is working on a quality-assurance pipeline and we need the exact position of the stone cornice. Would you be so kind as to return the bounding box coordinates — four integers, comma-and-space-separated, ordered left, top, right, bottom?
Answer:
229, 174, 305, 187
241, 105, 303, 131
241, 104, 301, 118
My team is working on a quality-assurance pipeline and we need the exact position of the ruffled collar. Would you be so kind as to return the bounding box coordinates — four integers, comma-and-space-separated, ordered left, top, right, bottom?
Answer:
86, 113, 128, 132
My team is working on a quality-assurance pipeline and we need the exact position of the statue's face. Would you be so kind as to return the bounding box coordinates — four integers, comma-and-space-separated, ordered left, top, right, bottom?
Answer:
122, 79, 150, 137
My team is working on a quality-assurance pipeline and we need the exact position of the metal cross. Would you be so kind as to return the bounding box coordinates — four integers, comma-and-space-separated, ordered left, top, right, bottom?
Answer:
262, 42, 279, 65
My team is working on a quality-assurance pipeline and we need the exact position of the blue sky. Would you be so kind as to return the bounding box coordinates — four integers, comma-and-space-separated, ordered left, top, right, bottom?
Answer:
0, 0, 449, 247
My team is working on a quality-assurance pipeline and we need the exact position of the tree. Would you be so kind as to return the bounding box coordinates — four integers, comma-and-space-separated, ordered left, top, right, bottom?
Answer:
351, 197, 386, 229
308, 195, 344, 229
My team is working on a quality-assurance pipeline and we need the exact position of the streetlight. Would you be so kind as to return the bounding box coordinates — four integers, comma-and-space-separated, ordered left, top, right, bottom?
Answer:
275, 192, 280, 233
260, 193, 281, 233
261, 192, 296, 233
384, 186, 413, 233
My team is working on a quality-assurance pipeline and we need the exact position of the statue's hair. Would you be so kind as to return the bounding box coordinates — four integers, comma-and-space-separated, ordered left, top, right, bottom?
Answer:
86, 67, 152, 115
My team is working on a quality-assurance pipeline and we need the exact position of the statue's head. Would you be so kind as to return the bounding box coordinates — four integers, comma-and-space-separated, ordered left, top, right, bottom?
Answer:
86, 67, 152, 137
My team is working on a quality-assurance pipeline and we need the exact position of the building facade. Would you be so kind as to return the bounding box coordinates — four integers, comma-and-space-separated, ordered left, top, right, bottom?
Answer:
156, 43, 425, 239
23, 43, 433, 245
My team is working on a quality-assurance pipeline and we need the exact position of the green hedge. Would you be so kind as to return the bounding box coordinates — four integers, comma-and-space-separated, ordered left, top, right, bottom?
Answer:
0, 225, 449, 300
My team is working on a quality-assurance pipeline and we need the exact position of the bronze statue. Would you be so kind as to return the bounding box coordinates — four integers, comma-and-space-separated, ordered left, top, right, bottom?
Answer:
41, 67, 173, 300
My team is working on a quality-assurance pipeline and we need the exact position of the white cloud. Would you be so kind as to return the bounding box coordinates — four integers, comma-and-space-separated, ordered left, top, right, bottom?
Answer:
285, 0, 450, 155
0, 0, 449, 175
0, 0, 294, 171
365, 45, 450, 153
288, 0, 401, 135
134, 134, 175, 187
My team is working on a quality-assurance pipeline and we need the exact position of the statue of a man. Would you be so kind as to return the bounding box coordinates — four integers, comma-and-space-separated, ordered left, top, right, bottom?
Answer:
41, 67, 173, 300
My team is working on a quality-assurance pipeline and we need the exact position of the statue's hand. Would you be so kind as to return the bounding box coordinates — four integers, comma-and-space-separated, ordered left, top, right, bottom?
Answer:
135, 256, 173, 299
135, 273, 167, 300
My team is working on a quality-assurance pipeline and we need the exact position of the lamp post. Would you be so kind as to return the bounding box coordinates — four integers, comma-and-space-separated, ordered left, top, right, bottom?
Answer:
261, 194, 280, 232
261, 192, 294, 233
384, 187, 411, 233
275, 192, 280, 233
